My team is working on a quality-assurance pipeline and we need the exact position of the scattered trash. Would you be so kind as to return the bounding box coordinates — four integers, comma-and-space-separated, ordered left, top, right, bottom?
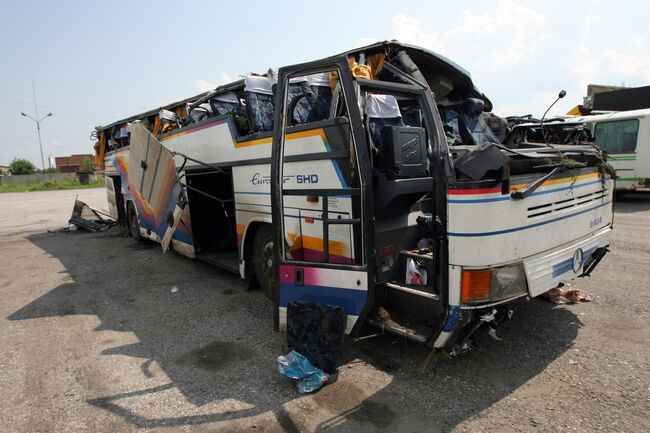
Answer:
171, 286, 179, 293
487, 328, 502, 341
68, 198, 116, 232
405, 257, 427, 285
278, 350, 329, 394
541, 286, 592, 304
568, 359, 578, 365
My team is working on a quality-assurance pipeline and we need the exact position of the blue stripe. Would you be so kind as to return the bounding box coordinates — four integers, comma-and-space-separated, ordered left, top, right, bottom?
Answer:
551, 245, 600, 277
448, 179, 604, 204
172, 229, 193, 245
449, 201, 611, 237
442, 305, 461, 332
280, 283, 367, 316
235, 191, 271, 195
552, 260, 574, 277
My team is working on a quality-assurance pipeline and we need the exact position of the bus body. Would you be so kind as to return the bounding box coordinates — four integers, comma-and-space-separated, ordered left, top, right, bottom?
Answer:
95, 41, 613, 351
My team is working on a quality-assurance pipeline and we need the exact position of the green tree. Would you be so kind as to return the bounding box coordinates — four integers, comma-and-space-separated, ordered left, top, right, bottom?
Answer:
9, 158, 36, 175
81, 157, 95, 173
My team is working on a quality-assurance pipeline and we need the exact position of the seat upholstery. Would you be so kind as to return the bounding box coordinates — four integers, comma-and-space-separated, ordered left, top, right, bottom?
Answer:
440, 98, 499, 145
366, 94, 405, 150
306, 73, 333, 122
244, 75, 275, 132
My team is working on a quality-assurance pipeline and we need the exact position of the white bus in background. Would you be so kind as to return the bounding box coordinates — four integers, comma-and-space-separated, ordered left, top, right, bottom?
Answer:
578, 109, 650, 192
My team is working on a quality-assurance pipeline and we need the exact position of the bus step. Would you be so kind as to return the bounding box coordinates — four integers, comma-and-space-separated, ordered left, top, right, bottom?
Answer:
386, 282, 439, 300
367, 307, 432, 343
367, 318, 429, 343
400, 249, 434, 261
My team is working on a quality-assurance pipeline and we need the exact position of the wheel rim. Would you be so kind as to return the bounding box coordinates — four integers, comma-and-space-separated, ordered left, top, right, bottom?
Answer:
129, 206, 138, 235
261, 241, 274, 281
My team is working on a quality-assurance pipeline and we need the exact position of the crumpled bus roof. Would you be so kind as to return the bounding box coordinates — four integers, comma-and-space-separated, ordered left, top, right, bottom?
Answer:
340, 40, 491, 110
96, 40, 491, 132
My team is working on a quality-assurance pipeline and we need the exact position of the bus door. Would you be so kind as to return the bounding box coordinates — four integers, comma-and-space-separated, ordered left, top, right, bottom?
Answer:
128, 122, 187, 253
270, 58, 374, 336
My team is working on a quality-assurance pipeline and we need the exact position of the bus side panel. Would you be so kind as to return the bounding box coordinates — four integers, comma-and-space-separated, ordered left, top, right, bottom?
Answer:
161, 117, 271, 167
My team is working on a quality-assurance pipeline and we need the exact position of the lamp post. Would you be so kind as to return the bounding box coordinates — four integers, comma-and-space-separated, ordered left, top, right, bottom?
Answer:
20, 111, 52, 172
20, 81, 52, 172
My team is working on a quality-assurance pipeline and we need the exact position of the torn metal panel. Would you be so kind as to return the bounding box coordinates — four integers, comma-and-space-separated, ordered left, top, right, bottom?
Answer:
68, 199, 115, 232
128, 122, 187, 253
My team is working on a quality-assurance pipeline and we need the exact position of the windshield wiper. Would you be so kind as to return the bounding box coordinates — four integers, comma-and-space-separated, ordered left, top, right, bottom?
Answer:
510, 166, 563, 200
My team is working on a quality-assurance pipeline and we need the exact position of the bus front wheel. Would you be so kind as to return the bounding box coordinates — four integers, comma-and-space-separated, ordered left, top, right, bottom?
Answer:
252, 225, 275, 300
127, 202, 142, 241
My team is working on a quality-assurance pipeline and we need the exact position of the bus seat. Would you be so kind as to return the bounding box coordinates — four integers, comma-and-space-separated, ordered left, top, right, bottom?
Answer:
288, 77, 314, 125
244, 75, 275, 132
366, 94, 405, 151
186, 102, 212, 124
210, 92, 239, 115
307, 73, 333, 122
210, 91, 249, 135
440, 98, 499, 145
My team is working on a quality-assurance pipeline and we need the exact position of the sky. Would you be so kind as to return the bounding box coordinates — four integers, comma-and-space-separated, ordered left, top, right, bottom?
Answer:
1, 0, 649, 167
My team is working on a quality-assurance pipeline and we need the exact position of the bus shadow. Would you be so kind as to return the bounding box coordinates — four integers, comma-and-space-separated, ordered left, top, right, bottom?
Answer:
8, 230, 580, 432
614, 191, 650, 214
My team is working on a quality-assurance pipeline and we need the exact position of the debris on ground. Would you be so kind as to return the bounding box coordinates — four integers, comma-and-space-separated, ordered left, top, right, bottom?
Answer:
278, 350, 329, 394
68, 198, 115, 232
541, 286, 592, 304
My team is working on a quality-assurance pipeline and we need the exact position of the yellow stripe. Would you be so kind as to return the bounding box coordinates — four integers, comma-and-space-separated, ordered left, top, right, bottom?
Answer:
235, 128, 325, 148
288, 233, 349, 257
511, 172, 600, 191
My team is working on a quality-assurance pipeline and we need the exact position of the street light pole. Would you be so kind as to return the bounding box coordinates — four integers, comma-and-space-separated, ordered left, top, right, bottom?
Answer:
20, 112, 52, 172
19, 81, 52, 172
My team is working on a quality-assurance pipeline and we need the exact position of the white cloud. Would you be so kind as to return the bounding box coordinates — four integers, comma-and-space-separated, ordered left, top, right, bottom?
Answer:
570, 4, 650, 94
391, 14, 444, 53
358, 2, 650, 118
192, 72, 233, 92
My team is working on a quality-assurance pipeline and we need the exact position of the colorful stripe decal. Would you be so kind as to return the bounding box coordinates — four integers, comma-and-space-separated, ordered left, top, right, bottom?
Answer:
449, 179, 605, 204
279, 283, 367, 315
448, 200, 611, 237
448, 174, 603, 203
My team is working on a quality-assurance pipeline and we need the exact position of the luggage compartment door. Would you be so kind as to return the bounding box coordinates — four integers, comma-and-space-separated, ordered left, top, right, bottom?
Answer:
128, 122, 186, 253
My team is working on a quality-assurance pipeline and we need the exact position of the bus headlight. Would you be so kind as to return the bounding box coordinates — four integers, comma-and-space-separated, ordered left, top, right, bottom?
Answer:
491, 264, 527, 302
461, 264, 528, 305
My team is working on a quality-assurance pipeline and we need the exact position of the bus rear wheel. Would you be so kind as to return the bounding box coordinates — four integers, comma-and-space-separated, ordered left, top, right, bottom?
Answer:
127, 202, 142, 241
252, 225, 275, 300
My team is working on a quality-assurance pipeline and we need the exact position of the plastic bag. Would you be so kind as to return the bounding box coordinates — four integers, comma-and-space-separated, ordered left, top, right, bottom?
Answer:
405, 258, 427, 286
278, 350, 329, 394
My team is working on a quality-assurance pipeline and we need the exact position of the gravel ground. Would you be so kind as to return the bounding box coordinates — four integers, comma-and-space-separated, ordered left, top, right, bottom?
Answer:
0, 188, 648, 433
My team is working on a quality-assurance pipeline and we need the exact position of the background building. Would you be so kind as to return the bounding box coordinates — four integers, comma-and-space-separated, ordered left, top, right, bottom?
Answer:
54, 154, 94, 173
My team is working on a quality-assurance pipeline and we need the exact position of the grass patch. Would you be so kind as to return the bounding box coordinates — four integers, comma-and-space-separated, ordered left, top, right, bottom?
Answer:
0, 176, 105, 193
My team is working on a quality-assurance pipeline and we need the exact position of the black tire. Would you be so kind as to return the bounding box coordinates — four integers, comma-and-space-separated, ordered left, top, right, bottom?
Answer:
252, 225, 275, 300
127, 202, 142, 241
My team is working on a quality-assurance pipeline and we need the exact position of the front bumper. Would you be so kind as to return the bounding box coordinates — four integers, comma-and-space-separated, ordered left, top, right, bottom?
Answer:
524, 226, 612, 298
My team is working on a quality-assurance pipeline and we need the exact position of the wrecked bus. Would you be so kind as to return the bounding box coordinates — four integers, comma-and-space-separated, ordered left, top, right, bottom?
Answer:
93, 41, 613, 352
